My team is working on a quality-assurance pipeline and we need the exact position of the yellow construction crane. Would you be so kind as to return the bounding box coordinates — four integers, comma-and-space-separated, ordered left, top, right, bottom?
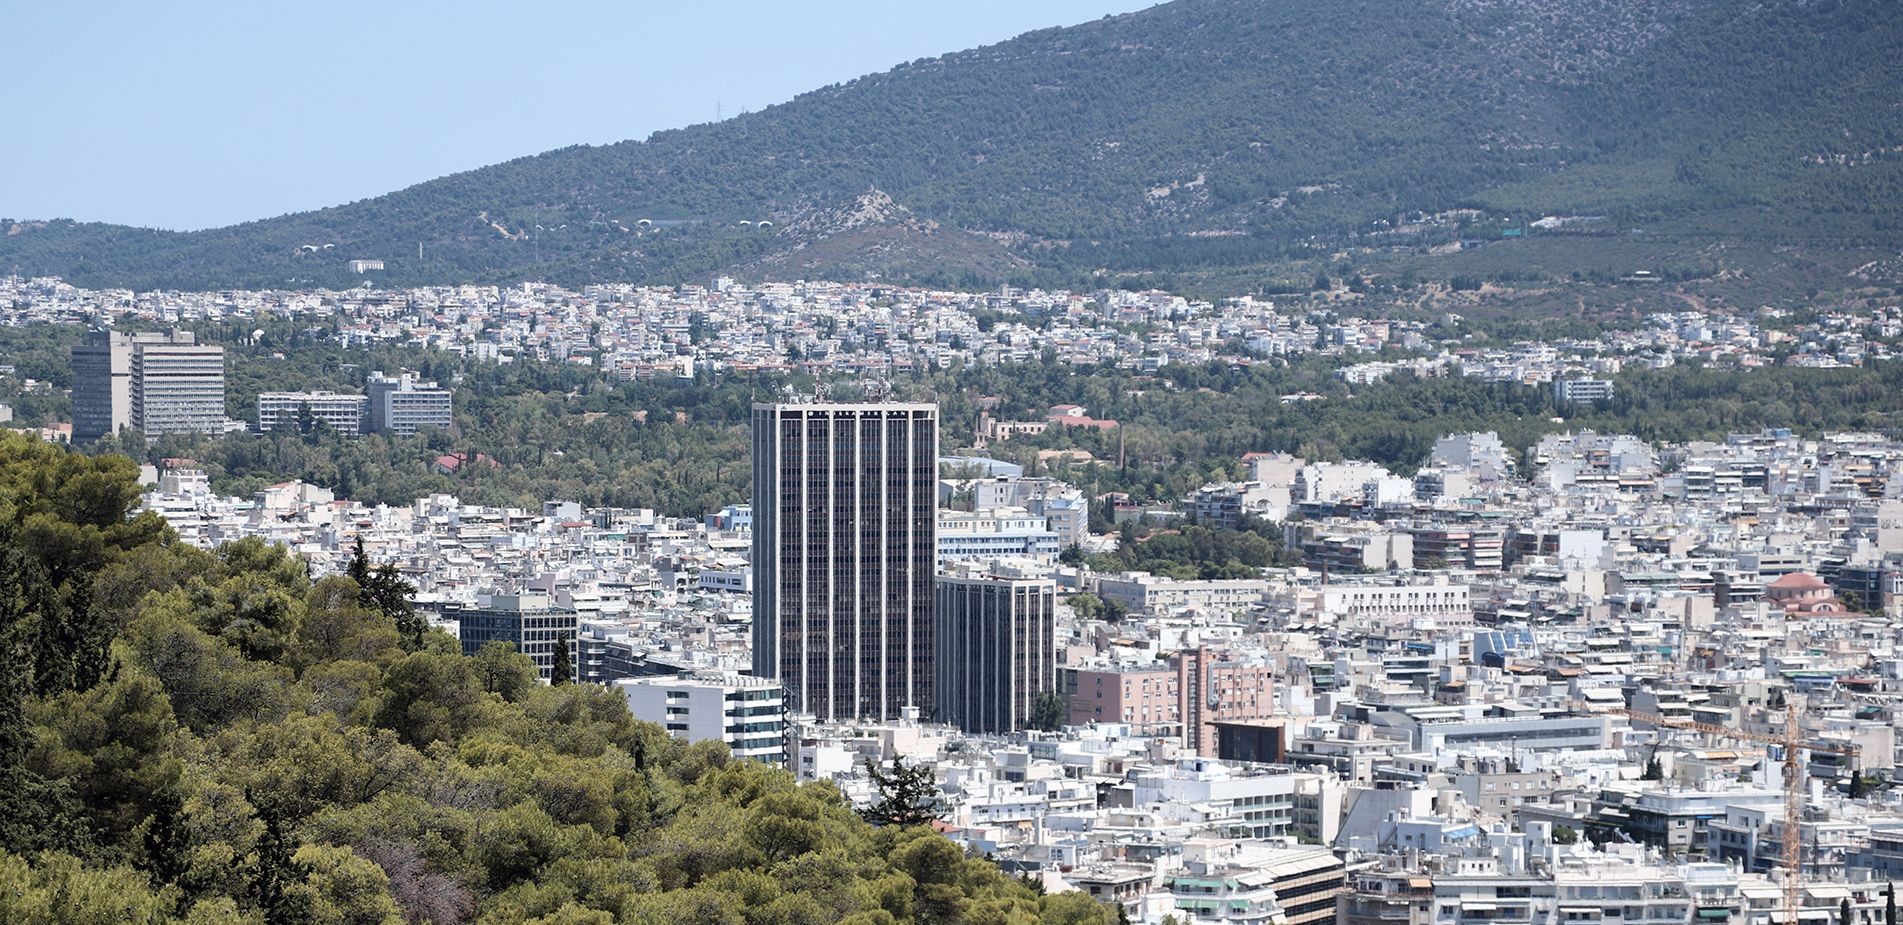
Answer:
1567, 700, 1858, 925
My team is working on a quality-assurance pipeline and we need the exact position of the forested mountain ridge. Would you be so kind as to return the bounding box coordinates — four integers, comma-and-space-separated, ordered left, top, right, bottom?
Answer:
4, 0, 1899, 291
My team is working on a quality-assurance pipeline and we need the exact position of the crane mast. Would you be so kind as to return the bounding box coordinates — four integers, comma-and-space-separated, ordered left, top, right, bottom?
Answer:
1568, 699, 1857, 925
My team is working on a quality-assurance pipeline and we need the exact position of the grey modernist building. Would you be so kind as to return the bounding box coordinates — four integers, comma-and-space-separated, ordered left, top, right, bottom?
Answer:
73, 329, 225, 442
366, 371, 452, 436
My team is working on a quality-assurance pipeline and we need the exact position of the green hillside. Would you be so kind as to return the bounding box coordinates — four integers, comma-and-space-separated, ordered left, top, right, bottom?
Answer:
0, 432, 1114, 924
3, 0, 1900, 291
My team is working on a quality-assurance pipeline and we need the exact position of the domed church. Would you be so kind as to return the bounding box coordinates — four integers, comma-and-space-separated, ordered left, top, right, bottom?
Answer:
1764, 571, 1844, 614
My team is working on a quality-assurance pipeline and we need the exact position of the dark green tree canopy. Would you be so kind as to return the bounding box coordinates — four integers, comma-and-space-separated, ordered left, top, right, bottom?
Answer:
0, 438, 1110, 924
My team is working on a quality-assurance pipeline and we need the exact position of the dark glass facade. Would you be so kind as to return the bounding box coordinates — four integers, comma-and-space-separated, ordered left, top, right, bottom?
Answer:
458, 596, 579, 682
752, 403, 937, 722
934, 574, 1056, 734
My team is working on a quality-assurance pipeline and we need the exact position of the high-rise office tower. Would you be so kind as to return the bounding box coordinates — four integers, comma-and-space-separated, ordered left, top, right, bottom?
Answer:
71, 331, 133, 444
934, 562, 1056, 734
73, 329, 225, 442
751, 402, 937, 722
129, 330, 225, 437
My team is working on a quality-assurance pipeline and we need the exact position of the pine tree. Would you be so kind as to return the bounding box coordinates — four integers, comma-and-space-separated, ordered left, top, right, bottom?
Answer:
1643, 750, 1664, 780
0, 575, 35, 849
0, 526, 96, 855
372, 564, 427, 652
352, 537, 425, 651
550, 632, 573, 686
1030, 690, 1066, 732
862, 755, 946, 827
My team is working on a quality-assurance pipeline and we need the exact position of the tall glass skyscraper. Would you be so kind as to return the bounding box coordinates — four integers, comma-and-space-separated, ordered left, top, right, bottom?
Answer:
750, 402, 937, 722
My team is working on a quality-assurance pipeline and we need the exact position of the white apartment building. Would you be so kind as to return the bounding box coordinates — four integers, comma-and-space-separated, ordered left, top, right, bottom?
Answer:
1094, 572, 1270, 615
1133, 758, 1299, 839
614, 673, 786, 764
257, 390, 370, 435
1554, 378, 1615, 403
1320, 583, 1472, 625
1294, 462, 1391, 503
938, 507, 1062, 563
366, 371, 453, 436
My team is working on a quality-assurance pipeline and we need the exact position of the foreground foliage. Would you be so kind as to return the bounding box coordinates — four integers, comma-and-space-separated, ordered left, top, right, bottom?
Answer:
0, 431, 1110, 925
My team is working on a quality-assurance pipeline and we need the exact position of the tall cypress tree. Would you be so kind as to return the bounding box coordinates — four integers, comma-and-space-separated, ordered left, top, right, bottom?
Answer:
550, 632, 573, 686
142, 787, 194, 891
0, 555, 34, 847
0, 529, 91, 854
248, 794, 310, 925
347, 535, 371, 589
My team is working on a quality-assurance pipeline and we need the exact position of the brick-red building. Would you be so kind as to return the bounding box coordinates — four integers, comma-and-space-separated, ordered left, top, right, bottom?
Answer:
1059, 645, 1275, 754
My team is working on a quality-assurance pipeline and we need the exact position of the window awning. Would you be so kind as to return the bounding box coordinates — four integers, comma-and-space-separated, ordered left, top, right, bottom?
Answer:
1698, 909, 1733, 919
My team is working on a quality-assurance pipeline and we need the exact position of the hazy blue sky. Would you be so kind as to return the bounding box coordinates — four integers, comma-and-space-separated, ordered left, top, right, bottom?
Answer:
3, 1, 1154, 232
